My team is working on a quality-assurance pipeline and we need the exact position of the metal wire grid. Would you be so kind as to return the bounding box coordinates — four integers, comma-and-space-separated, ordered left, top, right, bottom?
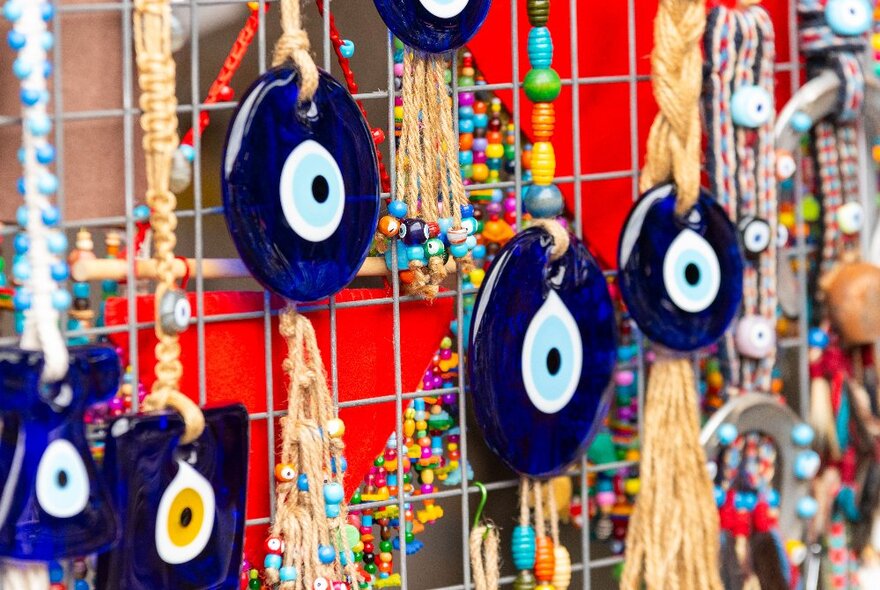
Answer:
0, 0, 828, 588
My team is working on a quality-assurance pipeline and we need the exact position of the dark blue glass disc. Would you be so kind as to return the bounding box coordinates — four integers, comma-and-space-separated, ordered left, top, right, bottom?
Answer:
373, 0, 492, 52
468, 227, 617, 477
222, 66, 380, 302
617, 183, 744, 352
0, 345, 120, 559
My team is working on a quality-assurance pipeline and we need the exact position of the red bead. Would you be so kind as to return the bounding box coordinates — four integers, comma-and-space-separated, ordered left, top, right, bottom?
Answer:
372, 128, 386, 144
264, 535, 285, 555
218, 85, 235, 102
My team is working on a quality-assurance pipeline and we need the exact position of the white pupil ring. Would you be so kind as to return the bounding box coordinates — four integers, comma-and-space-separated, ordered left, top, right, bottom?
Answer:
279, 140, 346, 243
418, 0, 470, 19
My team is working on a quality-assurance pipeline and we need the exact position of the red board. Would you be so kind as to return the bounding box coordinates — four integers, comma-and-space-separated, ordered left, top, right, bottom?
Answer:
103, 289, 454, 559
467, 0, 797, 267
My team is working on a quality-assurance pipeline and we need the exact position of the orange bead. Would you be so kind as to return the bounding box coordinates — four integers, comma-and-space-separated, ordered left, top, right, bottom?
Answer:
274, 463, 296, 483
473, 101, 488, 114
522, 149, 532, 171
399, 270, 415, 285
460, 133, 474, 151
378, 215, 401, 237
378, 561, 393, 574
486, 130, 503, 144
534, 536, 555, 582
531, 103, 555, 142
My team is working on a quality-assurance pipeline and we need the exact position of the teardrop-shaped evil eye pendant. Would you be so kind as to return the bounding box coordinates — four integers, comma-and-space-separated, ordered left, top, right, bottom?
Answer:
617, 183, 744, 352
469, 227, 617, 477
221, 66, 380, 302
373, 0, 492, 52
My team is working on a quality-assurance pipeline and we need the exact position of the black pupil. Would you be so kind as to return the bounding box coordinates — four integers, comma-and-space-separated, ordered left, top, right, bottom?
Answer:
180, 507, 193, 528
57, 470, 68, 488
546, 348, 561, 376
312, 176, 330, 204
685, 263, 700, 286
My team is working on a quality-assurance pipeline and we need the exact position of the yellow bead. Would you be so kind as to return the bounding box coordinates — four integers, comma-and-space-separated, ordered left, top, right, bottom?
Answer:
873, 33, 880, 50
552, 545, 572, 590
379, 552, 393, 563
486, 144, 505, 159
530, 142, 556, 185
472, 163, 489, 182
422, 469, 434, 485
779, 210, 796, 228
447, 443, 458, 451
624, 478, 640, 496
469, 269, 486, 288
394, 106, 404, 119
247, 1, 259, 9
873, 145, 880, 163
707, 371, 723, 389
416, 420, 428, 431
326, 418, 345, 438
404, 420, 416, 437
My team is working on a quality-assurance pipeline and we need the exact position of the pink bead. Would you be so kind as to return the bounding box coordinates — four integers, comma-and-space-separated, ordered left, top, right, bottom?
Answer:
394, 63, 404, 77
472, 151, 487, 165
459, 92, 475, 106
395, 96, 403, 107
109, 397, 125, 412
615, 370, 634, 387
617, 407, 634, 421
597, 491, 616, 508
646, 351, 656, 363
439, 349, 452, 360
504, 196, 517, 212
421, 484, 433, 494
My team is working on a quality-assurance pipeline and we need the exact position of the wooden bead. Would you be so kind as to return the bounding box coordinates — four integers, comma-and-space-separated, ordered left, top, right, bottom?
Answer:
534, 536, 555, 582
552, 545, 571, 590
531, 103, 555, 142
524, 68, 561, 103
530, 142, 556, 185
511, 525, 537, 571
527, 0, 550, 26
514, 570, 537, 590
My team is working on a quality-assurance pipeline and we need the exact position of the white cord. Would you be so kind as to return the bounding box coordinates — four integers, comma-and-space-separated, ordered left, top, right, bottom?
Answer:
12, 0, 68, 383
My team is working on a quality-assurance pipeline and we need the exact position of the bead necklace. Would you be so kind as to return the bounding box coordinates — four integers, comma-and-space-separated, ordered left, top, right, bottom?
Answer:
522, 0, 563, 220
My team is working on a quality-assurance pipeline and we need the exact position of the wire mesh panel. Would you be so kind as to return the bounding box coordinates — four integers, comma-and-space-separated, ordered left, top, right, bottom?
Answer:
0, 0, 821, 588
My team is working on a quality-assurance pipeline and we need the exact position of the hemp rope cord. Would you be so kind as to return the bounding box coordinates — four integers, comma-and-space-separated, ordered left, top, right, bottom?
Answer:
134, 0, 205, 444
621, 2, 721, 588
533, 480, 546, 540
704, 5, 778, 394
469, 483, 500, 590
269, 307, 359, 589
519, 477, 531, 529
529, 218, 570, 262
272, 0, 318, 102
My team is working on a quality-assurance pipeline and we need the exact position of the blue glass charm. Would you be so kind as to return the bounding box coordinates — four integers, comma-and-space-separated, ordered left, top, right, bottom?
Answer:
97, 406, 249, 589
468, 226, 617, 477
372, 0, 492, 52
222, 66, 380, 302
617, 183, 744, 352
0, 346, 120, 559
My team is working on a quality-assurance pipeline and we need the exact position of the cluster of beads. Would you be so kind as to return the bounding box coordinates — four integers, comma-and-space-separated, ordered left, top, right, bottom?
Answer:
48, 559, 90, 590
4, 0, 70, 327
522, 0, 563, 219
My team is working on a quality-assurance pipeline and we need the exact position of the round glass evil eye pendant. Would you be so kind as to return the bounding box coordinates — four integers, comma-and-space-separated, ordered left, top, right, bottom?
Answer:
221, 66, 380, 302
618, 183, 744, 352
469, 226, 617, 477
372, 0, 492, 52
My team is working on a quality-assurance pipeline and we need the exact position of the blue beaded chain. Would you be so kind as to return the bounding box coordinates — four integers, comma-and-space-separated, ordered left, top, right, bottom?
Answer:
3, 0, 71, 351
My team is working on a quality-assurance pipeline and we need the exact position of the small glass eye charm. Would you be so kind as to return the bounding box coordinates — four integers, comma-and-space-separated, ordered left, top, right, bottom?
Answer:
776, 150, 796, 180
264, 536, 285, 555
158, 289, 191, 335
372, 0, 492, 52
734, 315, 776, 359
617, 183, 743, 351
313, 577, 331, 590
825, 0, 873, 36
730, 85, 772, 128
837, 201, 863, 235
274, 463, 296, 483
738, 216, 772, 260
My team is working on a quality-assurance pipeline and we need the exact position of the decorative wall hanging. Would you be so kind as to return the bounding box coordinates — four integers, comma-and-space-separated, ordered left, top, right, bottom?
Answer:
98, 0, 249, 586
617, 0, 740, 588
221, 22, 380, 303
703, 3, 779, 395
378, 48, 476, 297
224, 0, 369, 587
0, 0, 122, 585
469, 222, 616, 477
510, 479, 572, 590
371, 0, 491, 53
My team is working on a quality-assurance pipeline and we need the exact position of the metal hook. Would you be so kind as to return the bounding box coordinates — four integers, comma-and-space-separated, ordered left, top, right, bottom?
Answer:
472, 481, 488, 529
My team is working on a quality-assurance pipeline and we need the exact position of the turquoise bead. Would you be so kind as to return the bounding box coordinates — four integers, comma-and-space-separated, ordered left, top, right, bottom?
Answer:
72, 282, 90, 298
50, 261, 68, 281
388, 200, 408, 218
523, 68, 561, 102
449, 243, 469, 258
407, 245, 427, 261
791, 111, 812, 133
384, 240, 410, 271
318, 544, 336, 564
793, 449, 820, 480
340, 39, 355, 58
791, 423, 815, 447
46, 231, 67, 254
51, 289, 71, 311
264, 553, 282, 569
796, 496, 818, 519
511, 524, 536, 570
717, 423, 738, 446
524, 184, 563, 218
473, 113, 488, 128
730, 85, 772, 128
279, 566, 298, 581
527, 27, 553, 69
459, 151, 474, 166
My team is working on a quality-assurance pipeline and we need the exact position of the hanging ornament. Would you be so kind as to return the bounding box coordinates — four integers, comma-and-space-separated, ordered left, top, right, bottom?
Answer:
618, 183, 743, 352
221, 51, 380, 303
469, 222, 616, 476
98, 0, 248, 585
371, 0, 492, 53
618, 0, 736, 588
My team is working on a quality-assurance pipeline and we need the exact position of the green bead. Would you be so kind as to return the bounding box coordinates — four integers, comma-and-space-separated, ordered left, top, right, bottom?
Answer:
802, 195, 821, 222
379, 540, 393, 552
365, 563, 378, 575
405, 532, 416, 543
351, 490, 362, 504
514, 570, 537, 590
504, 144, 517, 160
354, 551, 364, 562
374, 456, 385, 467
527, 0, 550, 25
523, 68, 561, 102
445, 69, 453, 84
461, 164, 473, 178
587, 432, 617, 465
459, 76, 475, 87
394, 37, 404, 51
249, 579, 261, 590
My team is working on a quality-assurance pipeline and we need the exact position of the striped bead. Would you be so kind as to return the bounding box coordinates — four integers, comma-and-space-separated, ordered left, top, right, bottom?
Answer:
534, 536, 555, 582
530, 142, 556, 185
527, 0, 550, 26
528, 27, 553, 69
514, 570, 537, 590
531, 103, 555, 141
511, 525, 536, 571
552, 545, 571, 590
